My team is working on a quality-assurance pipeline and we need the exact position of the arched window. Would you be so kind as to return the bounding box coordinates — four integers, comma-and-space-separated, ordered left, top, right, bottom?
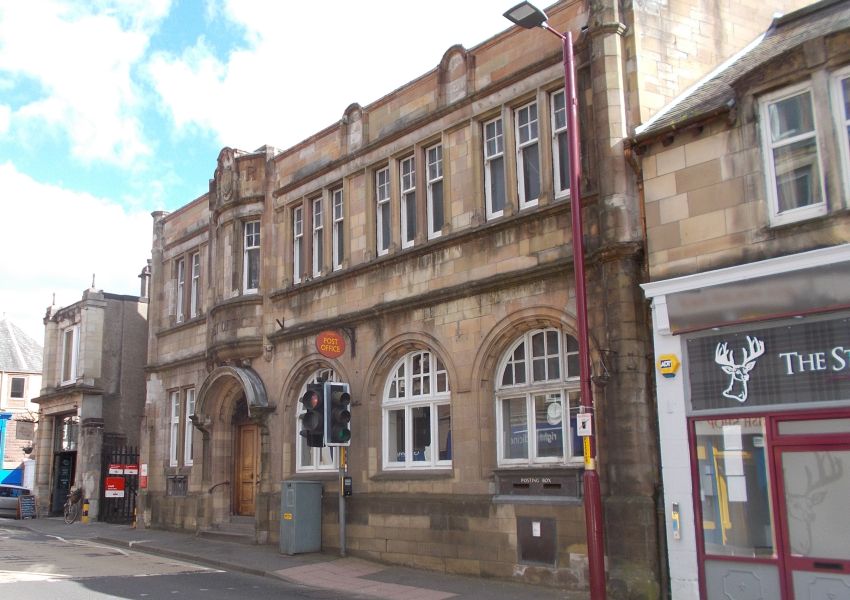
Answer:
296, 368, 338, 472
495, 328, 582, 466
382, 350, 451, 469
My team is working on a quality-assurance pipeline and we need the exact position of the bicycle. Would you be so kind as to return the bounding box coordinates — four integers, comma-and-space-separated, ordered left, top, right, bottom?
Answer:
63, 487, 83, 524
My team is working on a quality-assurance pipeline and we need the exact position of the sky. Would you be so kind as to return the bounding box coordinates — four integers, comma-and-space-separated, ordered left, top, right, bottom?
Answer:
0, 0, 516, 344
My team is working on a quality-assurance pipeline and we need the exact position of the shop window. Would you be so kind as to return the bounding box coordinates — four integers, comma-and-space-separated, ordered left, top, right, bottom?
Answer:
759, 83, 826, 226
382, 350, 451, 470
296, 368, 339, 473
495, 329, 582, 466
694, 418, 775, 557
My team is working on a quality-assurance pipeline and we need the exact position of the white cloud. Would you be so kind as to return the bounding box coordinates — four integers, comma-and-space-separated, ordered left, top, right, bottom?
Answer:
0, 162, 151, 342
0, 104, 9, 134
0, 0, 169, 166
147, 0, 510, 152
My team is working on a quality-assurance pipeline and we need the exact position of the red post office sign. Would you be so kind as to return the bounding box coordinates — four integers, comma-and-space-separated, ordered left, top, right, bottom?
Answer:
108, 464, 124, 475
123, 464, 139, 476
105, 476, 125, 498
316, 330, 345, 359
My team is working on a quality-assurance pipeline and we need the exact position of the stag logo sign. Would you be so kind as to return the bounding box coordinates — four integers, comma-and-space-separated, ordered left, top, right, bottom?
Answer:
686, 316, 850, 414
714, 336, 765, 402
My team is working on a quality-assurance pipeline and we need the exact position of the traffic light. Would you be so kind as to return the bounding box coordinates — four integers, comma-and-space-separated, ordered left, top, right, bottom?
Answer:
300, 383, 324, 447
324, 382, 351, 446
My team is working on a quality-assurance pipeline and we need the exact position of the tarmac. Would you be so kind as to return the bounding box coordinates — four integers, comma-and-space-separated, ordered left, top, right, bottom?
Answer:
0, 516, 581, 600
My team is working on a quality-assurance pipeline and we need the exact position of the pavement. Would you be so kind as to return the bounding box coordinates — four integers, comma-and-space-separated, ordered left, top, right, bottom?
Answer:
0, 516, 580, 600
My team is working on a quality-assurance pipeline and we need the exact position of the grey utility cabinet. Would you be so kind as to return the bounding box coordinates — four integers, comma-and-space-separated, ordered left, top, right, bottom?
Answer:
279, 480, 322, 554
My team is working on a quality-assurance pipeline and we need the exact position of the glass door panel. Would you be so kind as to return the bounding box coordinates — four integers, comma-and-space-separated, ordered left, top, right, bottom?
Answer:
779, 448, 850, 599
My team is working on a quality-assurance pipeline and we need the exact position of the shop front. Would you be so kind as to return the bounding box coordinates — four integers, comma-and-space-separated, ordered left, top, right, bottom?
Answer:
643, 245, 850, 600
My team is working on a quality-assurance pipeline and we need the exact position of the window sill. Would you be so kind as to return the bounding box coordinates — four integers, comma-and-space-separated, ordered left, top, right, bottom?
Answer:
291, 471, 338, 481
371, 469, 453, 481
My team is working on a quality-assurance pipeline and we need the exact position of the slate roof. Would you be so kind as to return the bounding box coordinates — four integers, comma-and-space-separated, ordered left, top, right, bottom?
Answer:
0, 318, 43, 373
634, 0, 850, 142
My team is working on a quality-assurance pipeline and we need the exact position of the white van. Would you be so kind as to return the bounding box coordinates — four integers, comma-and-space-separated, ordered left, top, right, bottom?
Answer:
0, 484, 32, 518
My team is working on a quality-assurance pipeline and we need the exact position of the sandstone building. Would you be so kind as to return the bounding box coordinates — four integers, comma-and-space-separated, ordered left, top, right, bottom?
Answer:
142, 0, 818, 597
33, 285, 148, 519
639, 1, 850, 598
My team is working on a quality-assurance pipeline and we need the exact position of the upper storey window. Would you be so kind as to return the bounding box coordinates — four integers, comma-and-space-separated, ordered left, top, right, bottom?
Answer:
243, 220, 260, 293
60, 325, 79, 385
376, 167, 391, 256
400, 156, 416, 249
332, 187, 344, 271
832, 67, 850, 201
759, 83, 826, 226
426, 144, 444, 239
293, 206, 303, 285
175, 258, 186, 323
551, 90, 570, 199
515, 101, 540, 209
190, 252, 201, 319
312, 197, 324, 277
484, 117, 506, 220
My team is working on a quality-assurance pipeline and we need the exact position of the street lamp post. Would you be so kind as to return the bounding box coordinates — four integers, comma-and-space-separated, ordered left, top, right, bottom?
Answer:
503, 3, 607, 598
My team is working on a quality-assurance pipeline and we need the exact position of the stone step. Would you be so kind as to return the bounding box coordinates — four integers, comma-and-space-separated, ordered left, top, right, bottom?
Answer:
197, 518, 256, 545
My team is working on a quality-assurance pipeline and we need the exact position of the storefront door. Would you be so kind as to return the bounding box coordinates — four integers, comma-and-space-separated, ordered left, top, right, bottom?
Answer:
776, 445, 850, 599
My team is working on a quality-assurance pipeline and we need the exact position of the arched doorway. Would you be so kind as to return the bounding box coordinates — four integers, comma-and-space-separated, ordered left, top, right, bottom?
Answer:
194, 365, 271, 527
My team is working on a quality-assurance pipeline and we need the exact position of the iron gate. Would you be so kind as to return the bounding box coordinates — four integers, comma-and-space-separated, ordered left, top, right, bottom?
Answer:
99, 445, 138, 524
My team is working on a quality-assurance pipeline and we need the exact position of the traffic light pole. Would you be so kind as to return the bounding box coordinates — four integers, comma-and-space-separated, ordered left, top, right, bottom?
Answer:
339, 446, 347, 557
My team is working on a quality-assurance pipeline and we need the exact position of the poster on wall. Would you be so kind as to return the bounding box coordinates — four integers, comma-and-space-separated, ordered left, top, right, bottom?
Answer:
686, 316, 850, 413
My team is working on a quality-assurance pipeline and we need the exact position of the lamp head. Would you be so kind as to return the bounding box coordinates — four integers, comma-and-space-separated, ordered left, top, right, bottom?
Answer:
503, 1, 548, 29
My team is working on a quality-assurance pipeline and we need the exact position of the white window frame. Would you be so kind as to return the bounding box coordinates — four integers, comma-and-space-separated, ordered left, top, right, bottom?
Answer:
243, 220, 261, 293
312, 197, 324, 277
60, 325, 79, 385
295, 368, 339, 473
484, 116, 506, 220
515, 101, 540, 209
426, 143, 443, 239
495, 329, 582, 467
293, 206, 303, 285
376, 166, 391, 256
184, 388, 195, 466
830, 66, 850, 205
550, 89, 570, 199
382, 350, 452, 470
175, 257, 186, 323
759, 82, 827, 226
332, 187, 344, 271
169, 390, 180, 467
190, 252, 200, 318
400, 156, 416, 249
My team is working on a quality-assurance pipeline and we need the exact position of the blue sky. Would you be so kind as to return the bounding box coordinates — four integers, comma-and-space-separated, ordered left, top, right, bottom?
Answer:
0, 0, 516, 342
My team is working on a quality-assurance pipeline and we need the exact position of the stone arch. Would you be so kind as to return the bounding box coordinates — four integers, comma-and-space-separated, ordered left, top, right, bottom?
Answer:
192, 365, 273, 529
363, 332, 458, 469
470, 306, 600, 475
